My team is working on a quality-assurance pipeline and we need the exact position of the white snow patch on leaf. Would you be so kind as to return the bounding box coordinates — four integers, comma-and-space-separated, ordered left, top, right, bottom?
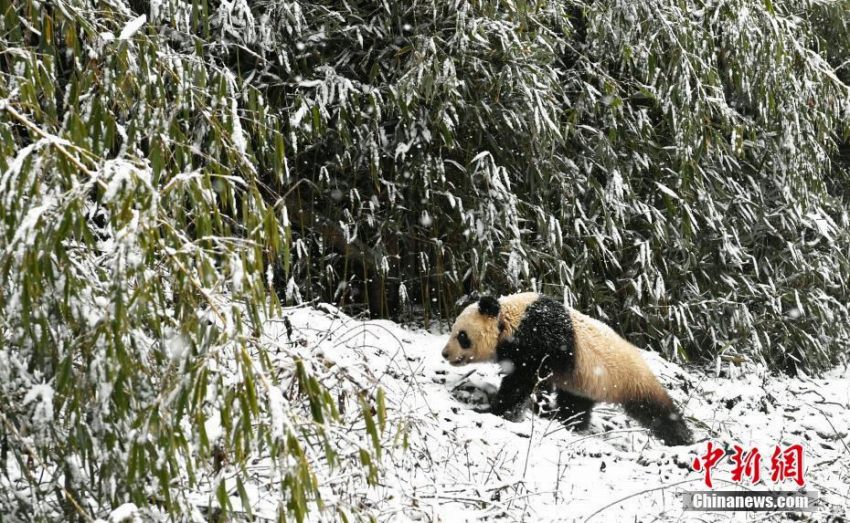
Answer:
654, 181, 680, 200
107, 502, 139, 522
118, 15, 147, 40
23, 383, 55, 425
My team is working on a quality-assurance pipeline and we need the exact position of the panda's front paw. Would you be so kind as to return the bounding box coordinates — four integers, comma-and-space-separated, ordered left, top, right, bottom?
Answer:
486, 403, 525, 422
474, 404, 506, 417
486, 401, 505, 415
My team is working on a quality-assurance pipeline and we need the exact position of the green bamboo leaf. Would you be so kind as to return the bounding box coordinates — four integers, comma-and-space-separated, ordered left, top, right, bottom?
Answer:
376, 388, 386, 433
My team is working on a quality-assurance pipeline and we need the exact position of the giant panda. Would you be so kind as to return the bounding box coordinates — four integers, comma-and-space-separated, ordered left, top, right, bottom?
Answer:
441, 292, 693, 446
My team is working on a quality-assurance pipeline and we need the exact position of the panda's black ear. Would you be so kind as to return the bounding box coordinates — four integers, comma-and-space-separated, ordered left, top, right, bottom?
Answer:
478, 296, 500, 317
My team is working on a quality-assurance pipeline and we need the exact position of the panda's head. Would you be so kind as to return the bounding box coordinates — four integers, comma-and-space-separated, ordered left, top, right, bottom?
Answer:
441, 296, 502, 366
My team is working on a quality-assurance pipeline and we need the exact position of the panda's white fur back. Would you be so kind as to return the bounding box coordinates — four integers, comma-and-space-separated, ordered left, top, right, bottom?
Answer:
552, 308, 673, 407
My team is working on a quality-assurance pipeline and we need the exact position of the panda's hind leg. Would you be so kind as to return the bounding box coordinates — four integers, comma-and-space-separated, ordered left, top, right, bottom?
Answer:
623, 396, 693, 446
555, 390, 595, 430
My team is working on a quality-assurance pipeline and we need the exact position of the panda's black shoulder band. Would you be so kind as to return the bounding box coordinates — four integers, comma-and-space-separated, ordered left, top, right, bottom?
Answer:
478, 296, 500, 317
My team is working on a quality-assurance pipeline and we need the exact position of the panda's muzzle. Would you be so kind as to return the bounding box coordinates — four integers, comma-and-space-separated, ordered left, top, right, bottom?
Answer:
441, 344, 469, 366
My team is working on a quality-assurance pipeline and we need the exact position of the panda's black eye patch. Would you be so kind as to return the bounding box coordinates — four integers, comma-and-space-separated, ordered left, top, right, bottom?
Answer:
457, 331, 471, 349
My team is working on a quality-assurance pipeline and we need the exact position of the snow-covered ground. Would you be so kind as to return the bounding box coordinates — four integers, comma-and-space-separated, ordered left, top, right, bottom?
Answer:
201, 304, 850, 522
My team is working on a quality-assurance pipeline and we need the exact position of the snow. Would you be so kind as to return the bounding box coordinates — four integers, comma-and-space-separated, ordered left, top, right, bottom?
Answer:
107, 502, 139, 522
164, 330, 191, 361
23, 383, 55, 425
230, 96, 247, 156
118, 15, 147, 40
226, 305, 850, 521
231, 254, 244, 293
103, 160, 148, 203
204, 411, 223, 443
